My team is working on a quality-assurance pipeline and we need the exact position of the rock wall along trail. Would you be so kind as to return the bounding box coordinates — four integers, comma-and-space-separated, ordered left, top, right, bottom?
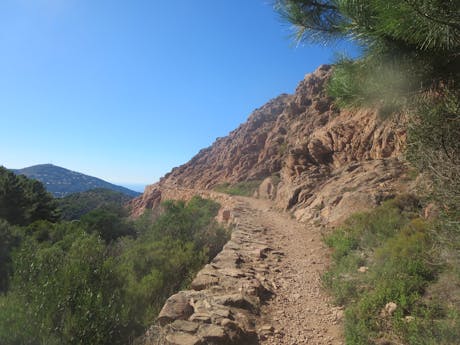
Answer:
143, 196, 343, 345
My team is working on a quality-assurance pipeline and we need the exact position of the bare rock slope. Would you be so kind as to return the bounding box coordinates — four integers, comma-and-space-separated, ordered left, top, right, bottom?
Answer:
130, 65, 408, 225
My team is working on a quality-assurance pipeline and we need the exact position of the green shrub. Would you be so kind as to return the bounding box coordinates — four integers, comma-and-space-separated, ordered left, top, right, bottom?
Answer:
0, 167, 59, 226
323, 196, 457, 344
81, 205, 136, 243
116, 238, 207, 326
0, 195, 229, 345
57, 188, 133, 220
0, 291, 53, 345
6, 229, 127, 345
213, 180, 262, 196
0, 220, 20, 292
396, 301, 460, 345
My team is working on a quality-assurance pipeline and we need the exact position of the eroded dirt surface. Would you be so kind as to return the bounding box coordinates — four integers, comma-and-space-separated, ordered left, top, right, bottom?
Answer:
237, 196, 343, 345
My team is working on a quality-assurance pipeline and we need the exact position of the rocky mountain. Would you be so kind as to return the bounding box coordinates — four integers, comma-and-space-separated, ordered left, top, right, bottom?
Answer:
12, 164, 140, 198
130, 64, 409, 226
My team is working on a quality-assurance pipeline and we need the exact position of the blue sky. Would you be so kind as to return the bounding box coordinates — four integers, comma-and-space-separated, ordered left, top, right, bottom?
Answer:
0, 0, 357, 189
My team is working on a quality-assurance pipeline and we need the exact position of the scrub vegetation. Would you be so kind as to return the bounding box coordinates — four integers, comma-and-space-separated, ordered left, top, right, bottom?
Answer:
323, 195, 460, 344
213, 180, 262, 197
0, 168, 229, 345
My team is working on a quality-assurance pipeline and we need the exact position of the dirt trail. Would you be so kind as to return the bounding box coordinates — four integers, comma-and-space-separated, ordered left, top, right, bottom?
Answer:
144, 193, 344, 345
233, 196, 343, 345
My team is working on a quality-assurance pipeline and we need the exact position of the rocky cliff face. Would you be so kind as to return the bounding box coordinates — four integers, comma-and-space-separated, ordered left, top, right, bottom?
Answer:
130, 65, 408, 225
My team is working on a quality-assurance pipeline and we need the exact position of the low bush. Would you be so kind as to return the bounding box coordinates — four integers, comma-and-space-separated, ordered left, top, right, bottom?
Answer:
213, 180, 262, 196
323, 195, 460, 344
0, 196, 230, 345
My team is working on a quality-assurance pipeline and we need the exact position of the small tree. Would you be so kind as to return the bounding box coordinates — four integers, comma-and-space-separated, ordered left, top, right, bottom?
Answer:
0, 167, 59, 225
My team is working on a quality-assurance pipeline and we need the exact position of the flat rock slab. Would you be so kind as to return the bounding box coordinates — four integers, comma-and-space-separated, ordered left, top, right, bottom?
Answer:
170, 320, 200, 333
158, 292, 194, 326
166, 333, 202, 345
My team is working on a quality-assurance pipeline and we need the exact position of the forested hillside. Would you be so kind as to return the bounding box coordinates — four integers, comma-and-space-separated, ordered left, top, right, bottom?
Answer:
0, 168, 229, 345
12, 164, 140, 198
57, 188, 134, 220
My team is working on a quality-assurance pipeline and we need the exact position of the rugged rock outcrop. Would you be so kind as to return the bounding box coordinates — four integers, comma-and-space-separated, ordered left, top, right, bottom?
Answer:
133, 64, 412, 344
130, 64, 408, 224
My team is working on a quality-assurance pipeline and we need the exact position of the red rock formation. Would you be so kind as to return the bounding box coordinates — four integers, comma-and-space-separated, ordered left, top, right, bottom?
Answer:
130, 64, 409, 225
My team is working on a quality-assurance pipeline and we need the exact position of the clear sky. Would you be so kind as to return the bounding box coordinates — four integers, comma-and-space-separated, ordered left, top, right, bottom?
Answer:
0, 0, 357, 189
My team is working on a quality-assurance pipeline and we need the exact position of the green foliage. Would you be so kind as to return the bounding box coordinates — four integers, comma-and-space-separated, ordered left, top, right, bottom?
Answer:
326, 57, 420, 113
323, 196, 459, 344
0, 220, 20, 292
81, 205, 136, 243
149, 196, 229, 259
0, 195, 229, 345
407, 90, 460, 219
8, 230, 127, 345
405, 88, 460, 254
0, 167, 59, 226
270, 174, 281, 186
325, 195, 419, 259
117, 238, 207, 327
57, 188, 133, 220
0, 291, 45, 345
214, 180, 262, 196
276, 1, 460, 53
275, 0, 348, 43
395, 268, 460, 345
112, 196, 228, 327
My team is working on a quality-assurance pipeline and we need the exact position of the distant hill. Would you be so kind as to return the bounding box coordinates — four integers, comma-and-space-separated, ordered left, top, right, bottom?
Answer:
12, 164, 141, 198
57, 188, 133, 220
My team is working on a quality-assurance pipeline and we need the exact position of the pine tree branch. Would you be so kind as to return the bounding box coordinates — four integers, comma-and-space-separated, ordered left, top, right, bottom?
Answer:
282, 0, 338, 11
308, 1, 338, 11
403, 0, 460, 31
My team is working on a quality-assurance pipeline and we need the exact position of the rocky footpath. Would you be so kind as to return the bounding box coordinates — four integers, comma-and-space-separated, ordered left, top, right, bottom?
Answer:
133, 64, 412, 344
141, 196, 343, 345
